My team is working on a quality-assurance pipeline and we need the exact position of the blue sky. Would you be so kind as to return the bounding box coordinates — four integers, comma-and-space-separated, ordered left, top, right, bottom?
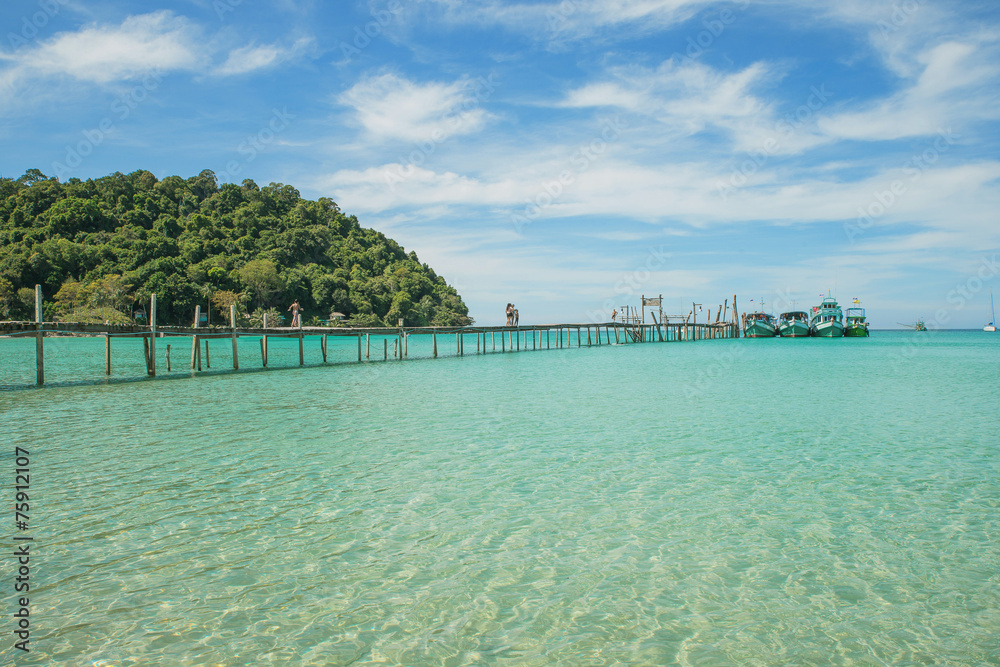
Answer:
2, 0, 999, 327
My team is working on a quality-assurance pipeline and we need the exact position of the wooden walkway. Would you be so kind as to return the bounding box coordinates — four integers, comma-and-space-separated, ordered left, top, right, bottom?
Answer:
1, 290, 740, 387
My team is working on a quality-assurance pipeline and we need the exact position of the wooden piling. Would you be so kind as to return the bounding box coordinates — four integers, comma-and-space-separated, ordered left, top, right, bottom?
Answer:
358, 334, 362, 362
433, 332, 438, 357
299, 332, 305, 366
33, 285, 44, 386
205, 339, 210, 367
105, 334, 111, 376
321, 335, 327, 362
404, 333, 408, 357
384, 338, 388, 360
262, 313, 269, 367
166, 344, 171, 372
148, 294, 157, 376
191, 336, 200, 371
230, 304, 238, 370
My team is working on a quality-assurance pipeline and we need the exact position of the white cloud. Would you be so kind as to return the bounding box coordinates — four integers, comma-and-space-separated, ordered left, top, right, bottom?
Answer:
213, 37, 313, 76
13, 11, 203, 84
405, 0, 718, 43
337, 72, 493, 142
819, 40, 1000, 141
560, 59, 773, 142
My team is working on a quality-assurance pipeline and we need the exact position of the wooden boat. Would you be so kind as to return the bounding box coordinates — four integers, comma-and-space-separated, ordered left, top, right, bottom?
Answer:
809, 295, 843, 337
744, 312, 777, 338
844, 300, 869, 337
777, 311, 810, 337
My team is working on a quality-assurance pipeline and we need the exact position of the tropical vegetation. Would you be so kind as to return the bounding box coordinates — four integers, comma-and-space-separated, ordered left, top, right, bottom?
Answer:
0, 168, 472, 327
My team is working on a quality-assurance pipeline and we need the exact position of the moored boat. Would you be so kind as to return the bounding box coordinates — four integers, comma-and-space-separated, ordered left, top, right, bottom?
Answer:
777, 311, 810, 337
844, 300, 869, 337
809, 295, 843, 337
743, 312, 777, 338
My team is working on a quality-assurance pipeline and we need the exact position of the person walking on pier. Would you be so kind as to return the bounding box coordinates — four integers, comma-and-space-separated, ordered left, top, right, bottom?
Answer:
288, 299, 302, 327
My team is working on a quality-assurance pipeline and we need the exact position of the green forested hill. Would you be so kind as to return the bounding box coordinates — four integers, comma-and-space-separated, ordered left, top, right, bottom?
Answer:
0, 168, 472, 327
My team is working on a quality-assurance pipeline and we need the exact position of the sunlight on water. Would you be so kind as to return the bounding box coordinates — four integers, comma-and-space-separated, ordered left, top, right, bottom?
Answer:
1, 331, 998, 665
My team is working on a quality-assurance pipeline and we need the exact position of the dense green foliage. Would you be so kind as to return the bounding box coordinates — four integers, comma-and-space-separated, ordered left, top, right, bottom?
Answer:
0, 168, 472, 327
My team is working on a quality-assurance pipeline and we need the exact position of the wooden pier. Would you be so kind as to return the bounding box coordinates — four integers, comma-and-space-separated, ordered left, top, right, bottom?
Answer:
1, 291, 741, 387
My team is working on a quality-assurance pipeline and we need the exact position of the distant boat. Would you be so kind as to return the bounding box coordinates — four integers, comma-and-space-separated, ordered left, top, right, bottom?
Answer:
897, 319, 927, 331
809, 294, 843, 337
744, 312, 777, 338
844, 301, 869, 337
986, 290, 996, 332
777, 311, 810, 337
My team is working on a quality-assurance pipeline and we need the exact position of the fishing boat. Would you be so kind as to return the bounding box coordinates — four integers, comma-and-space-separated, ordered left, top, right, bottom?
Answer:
809, 295, 843, 337
777, 311, 810, 337
986, 290, 996, 332
743, 312, 777, 338
844, 299, 869, 337
897, 319, 927, 331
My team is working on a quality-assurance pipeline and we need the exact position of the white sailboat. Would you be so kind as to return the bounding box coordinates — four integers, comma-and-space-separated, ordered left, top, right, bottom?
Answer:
986, 290, 996, 332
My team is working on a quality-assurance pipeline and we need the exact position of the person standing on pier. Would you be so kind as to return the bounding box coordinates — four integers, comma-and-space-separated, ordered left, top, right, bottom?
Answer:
513, 309, 519, 326
505, 303, 513, 326
288, 299, 302, 327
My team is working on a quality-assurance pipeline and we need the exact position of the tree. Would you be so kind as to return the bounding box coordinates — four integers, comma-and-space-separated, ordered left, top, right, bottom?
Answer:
0, 278, 14, 318
53, 280, 90, 316
238, 258, 282, 310
17, 287, 36, 316
212, 290, 246, 325
88, 274, 133, 312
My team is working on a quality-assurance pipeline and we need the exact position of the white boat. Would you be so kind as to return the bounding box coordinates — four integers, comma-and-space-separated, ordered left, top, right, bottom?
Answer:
986, 290, 996, 332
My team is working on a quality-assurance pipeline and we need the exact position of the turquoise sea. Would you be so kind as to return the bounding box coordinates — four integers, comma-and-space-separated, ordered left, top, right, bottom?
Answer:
2, 330, 999, 665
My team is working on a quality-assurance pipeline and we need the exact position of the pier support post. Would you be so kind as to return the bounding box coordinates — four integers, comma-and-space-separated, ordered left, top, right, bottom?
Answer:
366, 334, 371, 359
166, 344, 171, 372
358, 334, 362, 362
262, 314, 269, 367
148, 294, 157, 376
492, 331, 495, 352
230, 304, 238, 370
299, 332, 305, 366
321, 335, 327, 362
404, 333, 408, 357
457, 332, 461, 356
205, 339, 210, 367
106, 335, 111, 376
384, 338, 387, 360
35, 285, 45, 387
433, 332, 438, 357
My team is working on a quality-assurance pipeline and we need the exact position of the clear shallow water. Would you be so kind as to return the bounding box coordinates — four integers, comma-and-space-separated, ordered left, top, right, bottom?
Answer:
2, 331, 999, 665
